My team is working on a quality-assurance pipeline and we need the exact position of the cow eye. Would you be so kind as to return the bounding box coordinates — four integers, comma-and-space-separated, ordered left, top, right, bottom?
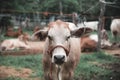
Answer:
48, 35, 53, 40
66, 36, 70, 40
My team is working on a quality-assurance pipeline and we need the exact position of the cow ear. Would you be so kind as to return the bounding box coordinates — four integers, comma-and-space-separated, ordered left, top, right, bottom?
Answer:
71, 27, 93, 37
31, 30, 48, 41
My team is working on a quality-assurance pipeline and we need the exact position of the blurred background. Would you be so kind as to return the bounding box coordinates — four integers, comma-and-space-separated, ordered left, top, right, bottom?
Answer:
0, 0, 119, 33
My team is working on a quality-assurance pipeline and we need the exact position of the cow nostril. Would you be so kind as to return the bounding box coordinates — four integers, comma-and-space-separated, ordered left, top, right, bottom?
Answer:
54, 55, 65, 65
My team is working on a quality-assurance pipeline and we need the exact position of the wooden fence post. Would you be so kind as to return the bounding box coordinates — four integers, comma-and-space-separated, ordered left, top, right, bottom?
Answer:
97, 0, 106, 51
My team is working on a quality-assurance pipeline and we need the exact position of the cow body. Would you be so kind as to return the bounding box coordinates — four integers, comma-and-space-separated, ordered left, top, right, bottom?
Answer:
81, 31, 112, 52
43, 20, 80, 80
0, 36, 30, 51
43, 38, 80, 80
110, 19, 120, 41
80, 34, 98, 52
32, 20, 92, 80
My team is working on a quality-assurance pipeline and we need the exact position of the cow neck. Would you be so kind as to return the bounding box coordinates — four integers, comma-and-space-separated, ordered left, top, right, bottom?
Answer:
49, 63, 62, 80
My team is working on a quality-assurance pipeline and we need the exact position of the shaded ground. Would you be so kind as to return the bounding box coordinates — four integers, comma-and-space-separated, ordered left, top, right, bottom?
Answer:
74, 62, 120, 80
0, 66, 32, 78
0, 66, 41, 80
0, 49, 42, 56
104, 48, 120, 58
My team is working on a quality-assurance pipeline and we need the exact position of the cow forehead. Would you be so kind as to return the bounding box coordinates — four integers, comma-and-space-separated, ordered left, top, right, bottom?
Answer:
48, 20, 68, 27
48, 20, 70, 37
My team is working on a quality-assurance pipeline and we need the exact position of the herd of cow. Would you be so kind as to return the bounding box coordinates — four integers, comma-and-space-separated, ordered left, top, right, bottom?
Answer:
0, 19, 120, 80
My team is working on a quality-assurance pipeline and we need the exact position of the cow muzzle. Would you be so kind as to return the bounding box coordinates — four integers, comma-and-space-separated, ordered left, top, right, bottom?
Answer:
48, 45, 69, 65
54, 54, 65, 65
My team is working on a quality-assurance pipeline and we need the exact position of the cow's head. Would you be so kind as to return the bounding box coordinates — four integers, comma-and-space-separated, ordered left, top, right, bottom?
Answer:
32, 20, 92, 65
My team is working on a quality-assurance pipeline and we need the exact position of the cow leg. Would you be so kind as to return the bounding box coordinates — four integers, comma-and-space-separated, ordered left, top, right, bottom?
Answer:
112, 31, 118, 42
43, 55, 58, 80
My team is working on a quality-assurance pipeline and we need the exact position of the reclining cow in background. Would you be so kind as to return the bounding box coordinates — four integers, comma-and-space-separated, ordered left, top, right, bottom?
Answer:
32, 20, 92, 80
4, 27, 23, 38
0, 34, 30, 51
81, 29, 112, 52
80, 34, 98, 52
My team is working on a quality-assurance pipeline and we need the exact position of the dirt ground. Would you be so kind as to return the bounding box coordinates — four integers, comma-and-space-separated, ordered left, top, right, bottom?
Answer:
0, 66, 41, 80
0, 66, 32, 78
0, 49, 42, 56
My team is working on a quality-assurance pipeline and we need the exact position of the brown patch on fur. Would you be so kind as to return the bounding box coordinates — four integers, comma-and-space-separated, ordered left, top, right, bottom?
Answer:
4, 27, 23, 38
81, 36, 97, 52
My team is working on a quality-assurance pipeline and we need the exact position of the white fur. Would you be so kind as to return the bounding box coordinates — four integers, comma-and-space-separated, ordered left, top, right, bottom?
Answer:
66, 22, 77, 30
48, 23, 70, 63
89, 34, 98, 42
110, 19, 120, 37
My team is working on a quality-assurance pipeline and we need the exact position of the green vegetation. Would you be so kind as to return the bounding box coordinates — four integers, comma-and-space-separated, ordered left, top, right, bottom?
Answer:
0, 54, 43, 78
0, 51, 120, 80
75, 51, 120, 80
0, 0, 99, 15
1, 0, 119, 16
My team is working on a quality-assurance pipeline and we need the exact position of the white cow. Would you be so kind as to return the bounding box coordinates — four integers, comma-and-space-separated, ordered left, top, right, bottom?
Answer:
77, 21, 98, 31
110, 19, 120, 41
32, 20, 92, 80
0, 36, 30, 51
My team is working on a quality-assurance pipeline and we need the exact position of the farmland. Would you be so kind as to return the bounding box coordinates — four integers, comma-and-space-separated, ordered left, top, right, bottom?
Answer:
0, 30, 120, 80
0, 51, 120, 80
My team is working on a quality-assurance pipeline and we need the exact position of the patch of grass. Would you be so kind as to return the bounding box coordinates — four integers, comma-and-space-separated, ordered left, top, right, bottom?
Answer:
0, 54, 43, 78
0, 51, 120, 80
74, 51, 120, 80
